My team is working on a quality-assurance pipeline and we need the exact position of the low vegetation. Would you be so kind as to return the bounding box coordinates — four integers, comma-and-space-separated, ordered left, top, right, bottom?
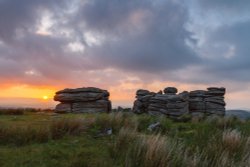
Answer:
0, 108, 53, 115
0, 110, 250, 167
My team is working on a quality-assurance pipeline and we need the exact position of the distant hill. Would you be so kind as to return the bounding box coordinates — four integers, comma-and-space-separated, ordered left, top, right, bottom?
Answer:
226, 110, 250, 120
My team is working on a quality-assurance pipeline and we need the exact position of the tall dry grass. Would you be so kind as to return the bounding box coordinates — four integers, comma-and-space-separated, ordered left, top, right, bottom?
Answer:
123, 133, 190, 167
112, 125, 250, 167
0, 118, 88, 145
50, 118, 86, 139
0, 125, 50, 145
222, 129, 242, 151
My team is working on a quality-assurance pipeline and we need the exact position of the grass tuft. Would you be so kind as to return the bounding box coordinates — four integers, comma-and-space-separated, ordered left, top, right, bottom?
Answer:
222, 129, 242, 152
50, 118, 85, 139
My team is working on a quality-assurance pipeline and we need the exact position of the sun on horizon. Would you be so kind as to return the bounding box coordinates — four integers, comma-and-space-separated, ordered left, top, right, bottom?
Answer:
42, 96, 49, 100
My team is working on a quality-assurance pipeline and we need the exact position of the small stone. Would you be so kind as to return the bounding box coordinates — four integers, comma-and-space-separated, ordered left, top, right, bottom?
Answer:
136, 89, 151, 96
164, 87, 178, 94
148, 122, 161, 131
157, 90, 163, 94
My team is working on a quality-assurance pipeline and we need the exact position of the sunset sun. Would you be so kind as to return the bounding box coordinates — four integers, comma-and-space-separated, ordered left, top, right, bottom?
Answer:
42, 96, 48, 100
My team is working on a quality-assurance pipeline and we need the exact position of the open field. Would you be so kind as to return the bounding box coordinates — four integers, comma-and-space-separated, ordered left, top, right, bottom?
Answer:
0, 111, 250, 167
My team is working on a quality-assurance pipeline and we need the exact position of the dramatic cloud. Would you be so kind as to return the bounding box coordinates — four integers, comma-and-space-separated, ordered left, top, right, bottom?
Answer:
199, 21, 250, 81
187, 0, 250, 84
0, 0, 68, 42
0, 0, 200, 84
75, 0, 200, 72
0, 0, 250, 108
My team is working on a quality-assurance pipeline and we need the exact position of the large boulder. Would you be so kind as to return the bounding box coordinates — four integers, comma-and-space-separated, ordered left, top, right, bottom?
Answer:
54, 87, 111, 113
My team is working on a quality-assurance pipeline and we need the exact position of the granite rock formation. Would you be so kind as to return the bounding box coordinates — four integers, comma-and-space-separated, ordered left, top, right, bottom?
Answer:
189, 87, 226, 116
133, 87, 189, 118
54, 87, 111, 113
133, 87, 226, 117
133, 89, 156, 114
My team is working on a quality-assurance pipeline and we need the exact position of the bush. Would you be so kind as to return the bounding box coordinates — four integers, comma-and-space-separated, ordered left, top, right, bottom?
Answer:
0, 118, 88, 145
124, 134, 190, 167
50, 118, 86, 139
0, 125, 50, 146
0, 108, 24, 115
222, 129, 242, 152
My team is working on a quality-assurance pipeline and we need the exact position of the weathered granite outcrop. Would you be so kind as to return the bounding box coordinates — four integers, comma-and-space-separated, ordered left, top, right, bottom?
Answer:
54, 87, 111, 113
133, 87, 190, 118
133, 87, 226, 117
148, 92, 189, 118
133, 89, 156, 114
189, 87, 226, 116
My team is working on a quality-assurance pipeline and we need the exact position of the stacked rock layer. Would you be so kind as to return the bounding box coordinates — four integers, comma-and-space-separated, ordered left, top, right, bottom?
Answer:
54, 87, 111, 113
189, 87, 226, 116
133, 89, 156, 114
133, 87, 226, 117
133, 87, 190, 118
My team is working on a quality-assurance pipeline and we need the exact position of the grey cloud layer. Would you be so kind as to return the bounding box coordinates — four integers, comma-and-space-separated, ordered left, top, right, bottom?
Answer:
0, 0, 68, 42
0, 0, 249, 88
198, 0, 250, 10
199, 20, 250, 82
81, 0, 199, 72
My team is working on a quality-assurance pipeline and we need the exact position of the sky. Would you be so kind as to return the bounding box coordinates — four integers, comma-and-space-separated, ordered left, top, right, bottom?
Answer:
0, 0, 250, 109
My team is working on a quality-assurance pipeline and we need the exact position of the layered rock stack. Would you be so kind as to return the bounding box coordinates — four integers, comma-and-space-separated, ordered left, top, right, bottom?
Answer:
133, 89, 156, 114
133, 87, 226, 117
189, 87, 226, 116
148, 91, 189, 118
133, 87, 189, 118
54, 87, 112, 113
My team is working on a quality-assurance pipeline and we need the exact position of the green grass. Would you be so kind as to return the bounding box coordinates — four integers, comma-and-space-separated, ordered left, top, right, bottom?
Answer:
0, 111, 250, 167
0, 136, 114, 167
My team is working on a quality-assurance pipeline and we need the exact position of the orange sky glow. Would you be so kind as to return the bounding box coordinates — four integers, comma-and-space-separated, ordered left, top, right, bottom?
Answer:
0, 85, 57, 99
1, 81, 249, 110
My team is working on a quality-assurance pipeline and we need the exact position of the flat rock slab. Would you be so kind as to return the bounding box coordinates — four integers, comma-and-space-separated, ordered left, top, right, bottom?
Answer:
54, 92, 107, 102
207, 87, 226, 92
56, 87, 109, 94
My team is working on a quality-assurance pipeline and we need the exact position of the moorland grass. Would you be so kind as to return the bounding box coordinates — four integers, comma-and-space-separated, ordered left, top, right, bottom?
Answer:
0, 111, 249, 167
